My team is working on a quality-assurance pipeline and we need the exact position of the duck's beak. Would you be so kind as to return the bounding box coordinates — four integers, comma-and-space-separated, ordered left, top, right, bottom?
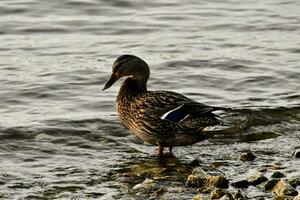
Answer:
103, 74, 118, 91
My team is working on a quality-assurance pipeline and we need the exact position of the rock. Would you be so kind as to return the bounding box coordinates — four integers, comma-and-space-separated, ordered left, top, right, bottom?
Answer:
210, 188, 231, 199
231, 180, 250, 188
232, 190, 248, 200
220, 194, 232, 200
150, 187, 166, 199
274, 195, 293, 200
240, 151, 256, 162
190, 159, 201, 167
206, 175, 229, 189
193, 194, 203, 200
248, 174, 268, 186
209, 162, 223, 169
272, 180, 298, 197
271, 171, 285, 178
132, 178, 159, 192
197, 187, 212, 193
263, 179, 279, 191
287, 177, 300, 188
187, 173, 206, 188
294, 193, 300, 200
292, 150, 300, 158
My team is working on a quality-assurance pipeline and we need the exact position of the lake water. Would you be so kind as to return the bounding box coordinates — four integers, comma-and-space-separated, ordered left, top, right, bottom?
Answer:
0, 0, 299, 199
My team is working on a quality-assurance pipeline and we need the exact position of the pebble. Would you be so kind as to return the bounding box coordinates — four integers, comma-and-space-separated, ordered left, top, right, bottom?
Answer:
232, 190, 248, 200
248, 174, 268, 186
294, 193, 300, 200
263, 179, 279, 191
189, 159, 201, 167
231, 180, 250, 188
271, 171, 285, 178
150, 187, 166, 199
287, 177, 300, 188
206, 175, 229, 189
210, 188, 231, 199
132, 178, 159, 192
272, 180, 298, 197
240, 151, 256, 162
187, 167, 229, 189
187, 174, 206, 188
193, 194, 203, 200
220, 194, 232, 200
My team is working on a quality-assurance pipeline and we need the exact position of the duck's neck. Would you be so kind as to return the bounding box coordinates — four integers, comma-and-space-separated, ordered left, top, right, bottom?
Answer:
117, 78, 147, 102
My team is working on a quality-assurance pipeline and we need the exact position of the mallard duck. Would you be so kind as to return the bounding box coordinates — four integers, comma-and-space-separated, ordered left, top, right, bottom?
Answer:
103, 55, 221, 157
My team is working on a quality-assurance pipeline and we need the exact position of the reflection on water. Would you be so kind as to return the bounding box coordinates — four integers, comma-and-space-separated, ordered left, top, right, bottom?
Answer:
0, 0, 299, 199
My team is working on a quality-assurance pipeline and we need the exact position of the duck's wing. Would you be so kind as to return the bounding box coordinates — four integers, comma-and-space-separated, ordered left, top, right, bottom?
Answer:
133, 91, 220, 127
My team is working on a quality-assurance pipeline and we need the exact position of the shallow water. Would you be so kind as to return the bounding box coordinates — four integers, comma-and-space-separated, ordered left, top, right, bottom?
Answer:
0, 0, 299, 199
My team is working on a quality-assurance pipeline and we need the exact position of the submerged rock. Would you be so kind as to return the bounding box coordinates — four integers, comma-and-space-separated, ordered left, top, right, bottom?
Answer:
150, 187, 166, 199
132, 178, 159, 192
272, 180, 298, 197
240, 151, 256, 162
189, 159, 201, 167
271, 171, 285, 178
287, 177, 300, 188
263, 179, 279, 191
206, 175, 229, 189
231, 180, 250, 188
294, 193, 300, 200
187, 167, 229, 189
274, 195, 293, 200
187, 168, 207, 187
193, 194, 204, 200
220, 194, 233, 200
248, 174, 268, 186
210, 188, 232, 199
232, 190, 248, 200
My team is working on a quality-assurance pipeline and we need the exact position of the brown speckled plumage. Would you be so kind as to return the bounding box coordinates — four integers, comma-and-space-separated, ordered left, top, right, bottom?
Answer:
103, 55, 221, 157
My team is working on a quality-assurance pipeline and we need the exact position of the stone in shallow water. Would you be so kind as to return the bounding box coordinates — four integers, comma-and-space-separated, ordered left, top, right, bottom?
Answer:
132, 178, 159, 192
220, 194, 232, 200
248, 174, 268, 186
240, 151, 256, 162
271, 171, 285, 178
294, 193, 300, 200
263, 179, 279, 191
187, 167, 229, 189
231, 180, 250, 188
187, 174, 206, 188
210, 188, 232, 199
189, 159, 201, 167
272, 180, 298, 197
150, 187, 166, 199
287, 177, 300, 188
193, 194, 203, 200
206, 175, 229, 189
232, 190, 248, 200
187, 168, 207, 187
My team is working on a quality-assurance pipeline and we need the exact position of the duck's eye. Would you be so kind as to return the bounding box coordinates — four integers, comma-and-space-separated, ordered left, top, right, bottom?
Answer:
114, 63, 121, 72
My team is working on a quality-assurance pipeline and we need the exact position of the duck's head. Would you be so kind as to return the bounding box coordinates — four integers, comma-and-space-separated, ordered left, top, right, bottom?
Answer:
103, 55, 150, 91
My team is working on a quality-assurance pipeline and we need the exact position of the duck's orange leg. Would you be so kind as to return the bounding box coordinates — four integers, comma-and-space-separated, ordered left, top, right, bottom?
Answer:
157, 144, 164, 157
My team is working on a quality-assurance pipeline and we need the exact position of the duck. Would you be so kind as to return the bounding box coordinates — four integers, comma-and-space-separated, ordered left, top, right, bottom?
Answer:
103, 55, 222, 157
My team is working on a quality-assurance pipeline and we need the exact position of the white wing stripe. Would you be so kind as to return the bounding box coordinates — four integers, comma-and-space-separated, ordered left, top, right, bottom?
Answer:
160, 105, 184, 120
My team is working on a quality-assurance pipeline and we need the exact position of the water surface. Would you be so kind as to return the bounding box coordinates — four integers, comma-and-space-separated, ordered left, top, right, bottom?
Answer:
0, 0, 299, 199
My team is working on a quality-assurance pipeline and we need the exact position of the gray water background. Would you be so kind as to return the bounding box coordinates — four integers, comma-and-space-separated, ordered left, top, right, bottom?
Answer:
0, 0, 299, 199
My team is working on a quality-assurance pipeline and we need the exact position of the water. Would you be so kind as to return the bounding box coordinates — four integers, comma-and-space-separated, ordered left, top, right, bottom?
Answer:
0, 0, 299, 199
